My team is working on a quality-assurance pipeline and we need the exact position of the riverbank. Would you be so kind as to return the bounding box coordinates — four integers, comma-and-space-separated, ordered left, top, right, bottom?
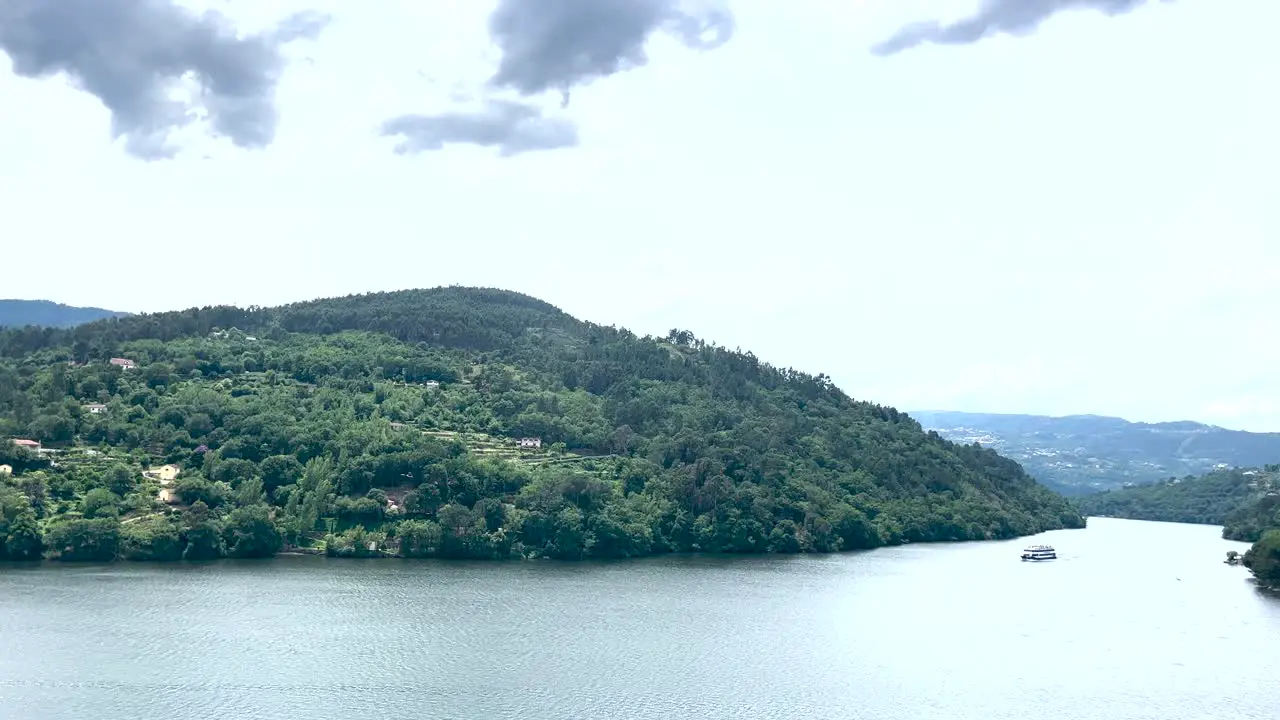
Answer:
3, 519, 1274, 720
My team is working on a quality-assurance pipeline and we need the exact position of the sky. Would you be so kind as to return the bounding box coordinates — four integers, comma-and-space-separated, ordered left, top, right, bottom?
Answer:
1, 0, 1277, 431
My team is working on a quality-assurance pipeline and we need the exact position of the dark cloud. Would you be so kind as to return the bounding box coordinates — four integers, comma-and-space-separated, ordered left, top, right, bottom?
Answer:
386, 0, 735, 157
0, 0, 329, 158
488, 0, 735, 99
381, 100, 579, 156
871, 0, 1158, 56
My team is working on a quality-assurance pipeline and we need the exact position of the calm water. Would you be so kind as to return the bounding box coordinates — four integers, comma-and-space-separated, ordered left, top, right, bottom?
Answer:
2, 518, 1277, 720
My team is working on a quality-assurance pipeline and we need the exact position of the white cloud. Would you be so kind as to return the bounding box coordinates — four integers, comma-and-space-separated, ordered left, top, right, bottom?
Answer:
1, 0, 1278, 430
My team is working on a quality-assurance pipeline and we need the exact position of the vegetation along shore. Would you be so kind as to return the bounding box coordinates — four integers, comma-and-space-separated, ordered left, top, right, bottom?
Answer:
2, 287, 1085, 563
1075, 467, 1280, 589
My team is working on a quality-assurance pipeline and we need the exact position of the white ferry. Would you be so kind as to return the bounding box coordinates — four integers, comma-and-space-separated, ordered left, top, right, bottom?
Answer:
1020, 544, 1056, 561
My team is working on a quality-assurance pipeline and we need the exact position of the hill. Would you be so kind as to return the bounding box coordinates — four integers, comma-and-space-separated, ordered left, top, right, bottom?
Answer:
0, 300, 129, 328
0, 287, 1083, 563
910, 410, 1280, 496
1072, 467, 1277, 534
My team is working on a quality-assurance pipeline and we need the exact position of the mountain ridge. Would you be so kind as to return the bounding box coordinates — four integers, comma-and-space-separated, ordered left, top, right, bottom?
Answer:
910, 410, 1280, 495
0, 299, 130, 329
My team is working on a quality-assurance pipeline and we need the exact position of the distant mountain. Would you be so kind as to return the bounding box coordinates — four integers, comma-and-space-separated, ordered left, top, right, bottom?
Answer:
0, 300, 129, 328
910, 410, 1280, 496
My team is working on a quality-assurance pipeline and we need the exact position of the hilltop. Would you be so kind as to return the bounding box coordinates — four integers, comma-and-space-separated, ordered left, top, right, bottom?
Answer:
0, 287, 1082, 563
0, 299, 130, 328
911, 410, 1280, 496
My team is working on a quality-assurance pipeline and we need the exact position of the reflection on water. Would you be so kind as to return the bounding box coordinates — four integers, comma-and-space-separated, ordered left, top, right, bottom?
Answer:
1, 518, 1276, 720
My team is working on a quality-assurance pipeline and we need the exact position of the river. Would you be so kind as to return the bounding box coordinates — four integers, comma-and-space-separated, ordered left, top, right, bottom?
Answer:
1, 517, 1276, 720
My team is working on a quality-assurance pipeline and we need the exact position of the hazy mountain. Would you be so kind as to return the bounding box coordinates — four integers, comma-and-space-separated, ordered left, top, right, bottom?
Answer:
910, 410, 1280, 495
0, 300, 129, 328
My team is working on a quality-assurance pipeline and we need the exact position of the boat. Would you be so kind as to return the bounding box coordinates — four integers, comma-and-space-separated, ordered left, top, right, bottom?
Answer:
1020, 544, 1056, 561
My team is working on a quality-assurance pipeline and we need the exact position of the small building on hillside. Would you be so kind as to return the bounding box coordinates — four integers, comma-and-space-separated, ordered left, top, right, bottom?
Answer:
0, 465, 12, 476
83, 403, 108, 414
144, 464, 181, 482
10, 439, 41, 452
425, 380, 440, 389
109, 358, 137, 370
518, 437, 542, 450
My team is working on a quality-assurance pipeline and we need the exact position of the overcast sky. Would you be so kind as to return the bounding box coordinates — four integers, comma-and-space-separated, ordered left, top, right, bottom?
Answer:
2, 0, 1277, 431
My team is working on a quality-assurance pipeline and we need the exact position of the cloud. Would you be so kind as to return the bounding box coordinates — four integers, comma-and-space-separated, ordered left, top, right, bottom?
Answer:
871, 0, 1159, 56
488, 0, 735, 101
387, 0, 736, 156
0, 0, 329, 158
381, 99, 579, 156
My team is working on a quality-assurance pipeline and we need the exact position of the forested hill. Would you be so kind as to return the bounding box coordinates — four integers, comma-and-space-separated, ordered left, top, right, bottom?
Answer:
912, 410, 1280, 496
1073, 467, 1277, 539
0, 287, 1082, 564
0, 300, 129, 329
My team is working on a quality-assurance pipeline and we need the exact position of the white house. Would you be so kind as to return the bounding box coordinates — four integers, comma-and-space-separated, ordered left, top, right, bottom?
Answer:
425, 380, 440, 389
84, 403, 108, 414
518, 437, 542, 450
109, 358, 136, 370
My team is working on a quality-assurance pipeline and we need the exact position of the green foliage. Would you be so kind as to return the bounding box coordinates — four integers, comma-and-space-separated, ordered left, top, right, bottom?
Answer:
1073, 468, 1275, 530
121, 518, 184, 561
0, 486, 43, 560
44, 518, 120, 562
0, 287, 1083, 563
1222, 495, 1280, 544
81, 488, 122, 519
1243, 529, 1280, 590
222, 505, 283, 558
104, 464, 136, 496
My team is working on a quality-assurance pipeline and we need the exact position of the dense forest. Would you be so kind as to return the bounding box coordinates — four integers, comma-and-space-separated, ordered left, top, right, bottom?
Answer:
0, 287, 1083, 565
1073, 468, 1273, 530
1073, 467, 1280, 589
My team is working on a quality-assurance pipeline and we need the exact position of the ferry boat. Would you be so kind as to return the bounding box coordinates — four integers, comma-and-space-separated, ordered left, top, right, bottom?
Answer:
1020, 544, 1056, 561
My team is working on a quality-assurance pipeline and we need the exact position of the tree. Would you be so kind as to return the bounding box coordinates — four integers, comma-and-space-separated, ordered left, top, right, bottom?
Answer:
121, 518, 183, 561
81, 488, 122, 519
0, 487, 43, 560
260, 455, 304, 493
104, 464, 135, 496
1243, 530, 1280, 590
222, 505, 283, 558
4, 513, 43, 560
397, 519, 442, 557
44, 518, 121, 562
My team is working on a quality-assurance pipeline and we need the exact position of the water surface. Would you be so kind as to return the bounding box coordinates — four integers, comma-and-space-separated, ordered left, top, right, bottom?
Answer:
2, 517, 1276, 719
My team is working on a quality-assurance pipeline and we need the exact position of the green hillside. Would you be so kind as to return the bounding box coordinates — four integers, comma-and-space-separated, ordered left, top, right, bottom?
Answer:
1072, 467, 1276, 532
0, 287, 1083, 563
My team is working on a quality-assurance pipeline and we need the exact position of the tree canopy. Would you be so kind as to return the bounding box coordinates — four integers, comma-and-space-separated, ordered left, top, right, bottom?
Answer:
0, 286, 1083, 563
